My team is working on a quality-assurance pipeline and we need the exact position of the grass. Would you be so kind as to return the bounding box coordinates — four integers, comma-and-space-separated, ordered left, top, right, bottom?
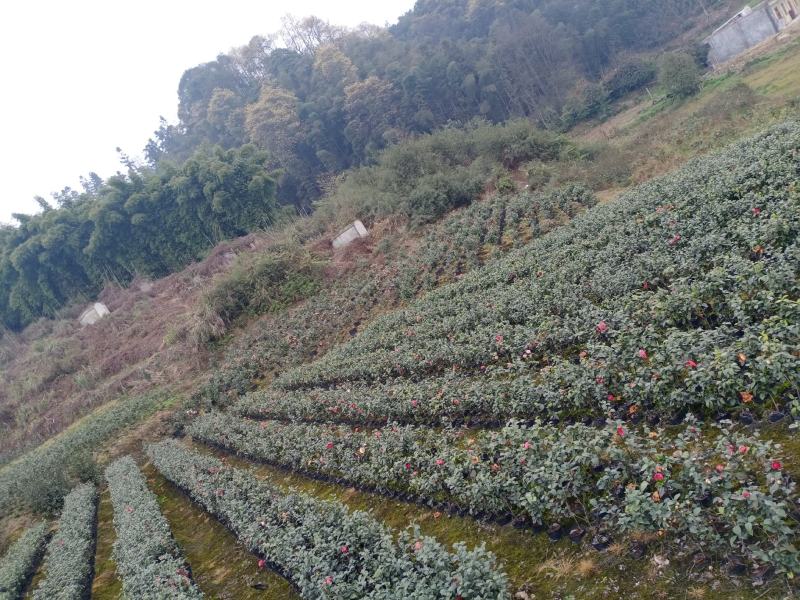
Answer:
143, 463, 298, 600
89, 489, 122, 600
189, 440, 797, 599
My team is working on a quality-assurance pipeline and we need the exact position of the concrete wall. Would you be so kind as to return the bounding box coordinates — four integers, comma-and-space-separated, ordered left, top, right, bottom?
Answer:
332, 220, 369, 249
707, 4, 779, 66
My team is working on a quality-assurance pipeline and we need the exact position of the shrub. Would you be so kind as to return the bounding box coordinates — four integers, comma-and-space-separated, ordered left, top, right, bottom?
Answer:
189, 413, 800, 574
0, 522, 49, 599
105, 457, 203, 599
32, 483, 97, 600
147, 440, 509, 599
606, 59, 656, 101
659, 52, 701, 98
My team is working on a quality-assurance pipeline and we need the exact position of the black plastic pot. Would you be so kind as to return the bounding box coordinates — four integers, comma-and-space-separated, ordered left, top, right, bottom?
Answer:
568, 527, 586, 543
591, 534, 611, 551
739, 411, 755, 425
768, 411, 786, 423
547, 523, 563, 541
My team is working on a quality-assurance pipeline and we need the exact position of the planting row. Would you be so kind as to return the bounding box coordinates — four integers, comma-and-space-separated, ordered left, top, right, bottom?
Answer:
189, 412, 800, 575
0, 392, 166, 515
146, 439, 509, 599
105, 456, 204, 599
32, 483, 97, 600
0, 522, 48, 600
196, 185, 594, 408
273, 124, 800, 421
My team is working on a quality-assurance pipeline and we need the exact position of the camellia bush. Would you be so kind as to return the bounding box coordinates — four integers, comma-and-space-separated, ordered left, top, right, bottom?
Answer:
147, 440, 509, 599
270, 122, 800, 424
189, 412, 800, 575
32, 483, 97, 600
105, 456, 204, 599
0, 522, 49, 599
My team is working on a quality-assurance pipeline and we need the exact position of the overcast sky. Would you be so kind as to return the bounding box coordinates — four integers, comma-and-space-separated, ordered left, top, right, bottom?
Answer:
0, 0, 415, 224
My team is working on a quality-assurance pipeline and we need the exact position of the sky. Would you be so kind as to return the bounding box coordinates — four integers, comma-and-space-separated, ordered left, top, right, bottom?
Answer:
0, 0, 416, 224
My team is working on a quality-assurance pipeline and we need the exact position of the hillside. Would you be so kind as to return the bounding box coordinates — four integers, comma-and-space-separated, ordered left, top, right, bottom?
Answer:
2, 2, 800, 599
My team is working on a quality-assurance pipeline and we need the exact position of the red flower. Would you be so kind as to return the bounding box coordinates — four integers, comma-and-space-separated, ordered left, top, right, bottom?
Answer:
715, 464, 725, 473
738, 445, 749, 454
638, 348, 648, 360
411, 400, 418, 408
642, 281, 650, 290
742, 490, 751, 499
495, 334, 504, 344
752, 207, 761, 216
595, 376, 605, 385
596, 321, 609, 334
257, 559, 266, 570
771, 461, 783, 471
668, 233, 681, 246
435, 458, 445, 466
324, 576, 333, 585
340, 545, 349, 554
685, 359, 698, 368
608, 393, 616, 402
653, 472, 665, 481
405, 463, 412, 470
326, 442, 334, 449
616, 426, 625, 437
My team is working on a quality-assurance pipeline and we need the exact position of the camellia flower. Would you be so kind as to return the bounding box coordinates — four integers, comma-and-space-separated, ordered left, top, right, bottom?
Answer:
608, 393, 616, 402
596, 320, 609, 334
374, 431, 382, 439
595, 376, 605, 385
340, 546, 349, 554
616, 426, 625, 437
495, 334, 504, 344
685, 359, 698, 368
257, 559, 266, 570
653, 472, 665, 481
324, 576, 333, 586
411, 400, 418, 408
740, 391, 753, 403
638, 348, 648, 360
668, 233, 681, 246
752, 207, 762, 216
738, 445, 750, 454
435, 458, 445, 466
715, 464, 725, 473
523, 441, 532, 450
771, 461, 783, 471
414, 540, 423, 552
326, 441, 334, 449
742, 490, 751, 499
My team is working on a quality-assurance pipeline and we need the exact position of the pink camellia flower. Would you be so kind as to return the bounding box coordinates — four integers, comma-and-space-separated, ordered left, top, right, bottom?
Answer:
595, 376, 605, 385
324, 576, 333, 586
414, 540, 423, 552
411, 400, 418, 408
374, 431, 382, 439
771, 461, 783, 471
616, 426, 625, 437
340, 546, 349, 554
326, 442, 334, 450
715, 464, 725, 473
752, 207, 762, 216
126, 506, 134, 513
405, 463, 412, 470
742, 490, 751, 499
523, 441, 532, 450
495, 334, 504, 344
738, 445, 750, 454
257, 559, 266, 570
642, 281, 650, 290
608, 393, 616, 402
435, 458, 445, 466
638, 348, 648, 360
685, 359, 698, 369
668, 233, 681, 246
596, 321, 609, 334
653, 472, 665, 481
452, 398, 460, 406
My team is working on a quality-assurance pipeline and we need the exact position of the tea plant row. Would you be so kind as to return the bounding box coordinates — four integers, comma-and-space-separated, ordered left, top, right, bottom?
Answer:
105, 456, 204, 599
32, 483, 97, 600
272, 124, 800, 424
147, 439, 509, 599
0, 392, 167, 515
196, 185, 594, 408
189, 411, 800, 574
0, 522, 48, 600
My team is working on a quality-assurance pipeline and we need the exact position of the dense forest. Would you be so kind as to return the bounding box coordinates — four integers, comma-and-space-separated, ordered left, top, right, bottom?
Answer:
0, 0, 724, 331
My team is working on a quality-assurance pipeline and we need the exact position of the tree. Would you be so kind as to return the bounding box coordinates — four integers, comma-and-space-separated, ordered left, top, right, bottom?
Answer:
658, 52, 701, 98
